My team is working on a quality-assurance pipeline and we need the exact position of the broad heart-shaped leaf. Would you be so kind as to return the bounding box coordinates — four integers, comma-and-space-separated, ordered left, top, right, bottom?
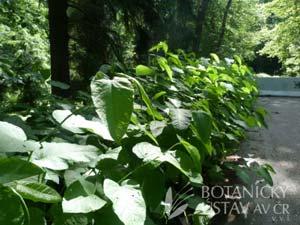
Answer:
0, 157, 44, 184
132, 142, 165, 162
142, 169, 166, 210
0, 121, 27, 152
175, 151, 203, 186
135, 65, 154, 76
12, 182, 61, 203
0, 122, 98, 170
63, 179, 95, 200
98, 147, 122, 162
104, 179, 146, 225
0, 185, 26, 225
62, 179, 106, 213
150, 120, 167, 137
91, 76, 134, 142
52, 110, 113, 141
31, 142, 98, 170
177, 136, 201, 172
169, 108, 192, 130
192, 111, 213, 155
132, 142, 202, 185
0, 121, 45, 153
192, 111, 212, 143
63, 195, 106, 213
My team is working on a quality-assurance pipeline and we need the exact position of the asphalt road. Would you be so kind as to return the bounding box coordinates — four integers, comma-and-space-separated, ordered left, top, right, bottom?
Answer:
213, 97, 300, 225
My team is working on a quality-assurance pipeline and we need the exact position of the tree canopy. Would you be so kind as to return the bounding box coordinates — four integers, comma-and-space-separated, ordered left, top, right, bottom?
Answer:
259, 0, 300, 76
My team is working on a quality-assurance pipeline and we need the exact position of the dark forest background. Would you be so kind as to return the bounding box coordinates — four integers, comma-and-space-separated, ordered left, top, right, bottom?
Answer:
0, 0, 299, 101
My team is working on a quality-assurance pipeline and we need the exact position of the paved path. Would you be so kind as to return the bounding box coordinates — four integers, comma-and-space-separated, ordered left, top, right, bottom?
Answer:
214, 97, 300, 225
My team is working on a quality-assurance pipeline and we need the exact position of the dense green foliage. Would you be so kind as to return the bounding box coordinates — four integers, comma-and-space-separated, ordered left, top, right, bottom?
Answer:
0, 0, 49, 105
0, 0, 295, 223
258, 0, 300, 76
0, 43, 273, 224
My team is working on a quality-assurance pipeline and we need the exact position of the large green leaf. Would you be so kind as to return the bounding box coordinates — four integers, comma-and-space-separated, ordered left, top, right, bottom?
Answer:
104, 179, 146, 225
62, 179, 106, 213
192, 111, 212, 143
0, 185, 26, 225
177, 136, 201, 172
192, 111, 213, 155
64, 179, 95, 199
30, 142, 98, 170
28, 207, 46, 225
0, 122, 98, 170
98, 147, 122, 162
150, 120, 167, 137
169, 108, 192, 130
132, 142, 202, 184
142, 169, 165, 210
12, 182, 61, 203
135, 65, 154, 76
63, 195, 106, 213
52, 110, 113, 141
91, 76, 134, 141
132, 142, 163, 162
175, 151, 203, 185
0, 121, 28, 152
0, 157, 44, 184
0, 121, 42, 153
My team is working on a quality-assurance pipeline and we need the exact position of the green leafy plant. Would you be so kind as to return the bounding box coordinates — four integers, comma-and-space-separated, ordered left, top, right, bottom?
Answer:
0, 43, 270, 225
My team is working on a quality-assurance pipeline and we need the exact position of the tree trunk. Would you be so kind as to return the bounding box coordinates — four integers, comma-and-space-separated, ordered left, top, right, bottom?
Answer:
193, 0, 210, 53
48, 0, 70, 97
135, 26, 151, 62
216, 0, 233, 53
135, 2, 159, 62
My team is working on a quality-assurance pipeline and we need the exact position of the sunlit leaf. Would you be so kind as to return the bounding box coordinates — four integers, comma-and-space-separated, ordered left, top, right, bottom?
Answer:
91, 76, 134, 141
52, 110, 113, 141
169, 108, 192, 130
31, 142, 98, 170
136, 65, 154, 76
12, 182, 61, 203
104, 179, 146, 225
62, 179, 106, 213
63, 195, 106, 213
0, 121, 28, 152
